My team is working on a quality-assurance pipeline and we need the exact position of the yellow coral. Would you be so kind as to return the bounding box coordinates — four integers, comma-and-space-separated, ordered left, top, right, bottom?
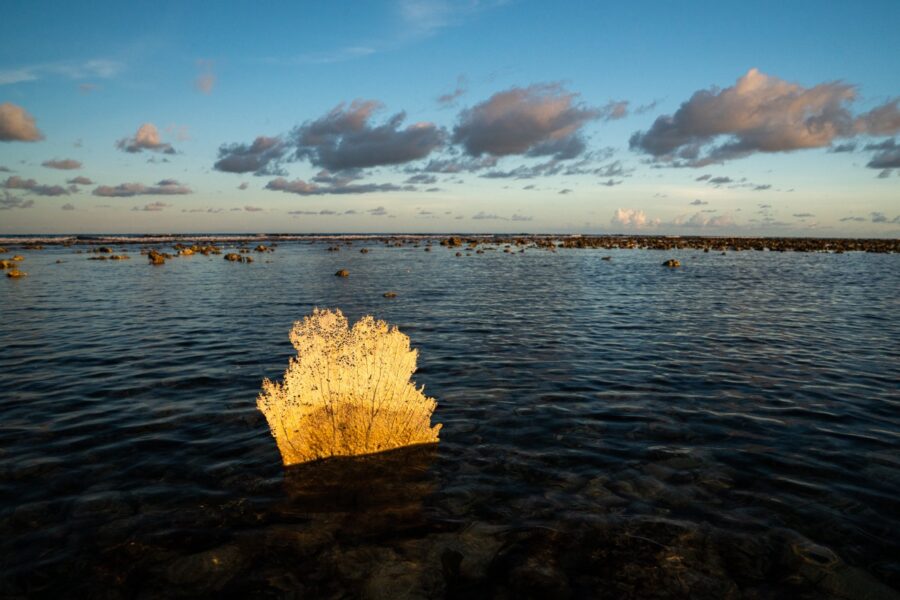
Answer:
257, 308, 441, 466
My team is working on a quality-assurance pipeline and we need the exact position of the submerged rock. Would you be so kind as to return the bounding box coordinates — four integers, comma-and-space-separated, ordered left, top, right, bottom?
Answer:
662, 259, 681, 268
383, 292, 397, 298
335, 269, 350, 277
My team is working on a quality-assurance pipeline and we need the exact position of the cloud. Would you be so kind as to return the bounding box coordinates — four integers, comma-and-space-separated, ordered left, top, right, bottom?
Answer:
793, 213, 815, 218
599, 100, 629, 121
452, 83, 599, 158
408, 155, 497, 173
829, 142, 857, 153
132, 201, 171, 212
265, 176, 409, 195
612, 208, 659, 228
66, 176, 93, 185
405, 173, 438, 184
676, 212, 735, 228
438, 75, 467, 106
238, 182, 249, 190
630, 68, 900, 166
244, 205, 263, 212
2, 175, 68, 196
61, 203, 75, 211
600, 179, 621, 187
871, 211, 900, 224
0, 59, 123, 86
690, 199, 708, 205
42, 158, 82, 170
0, 102, 43, 141
368, 206, 388, 216
93, 179, 193, 197
116, 123, 175, 154
472, 211, 502, 220
865, 138, 900, 169
708, 176, 732, 185
293, 100, 444, 171
511, 213, 532, 222
214, 136, 287, 175
695, 174, 711, 181
195, 59, 215, 94
559, 188, 572, 194
0, 191, 35, 209
839, 216, 866, 222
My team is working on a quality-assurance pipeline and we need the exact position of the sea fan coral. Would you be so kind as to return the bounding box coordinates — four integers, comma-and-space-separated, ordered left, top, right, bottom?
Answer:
257, 308, 441, 466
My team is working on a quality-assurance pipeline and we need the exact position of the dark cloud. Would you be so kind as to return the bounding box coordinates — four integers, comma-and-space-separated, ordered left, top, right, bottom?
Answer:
829, 142, 857, 153
3, 175, 68, 196
690, 199, 708, 205
67, 176, 93, 185
511, 214, 533, 222
472, 211, 502, 220
265, 177, 410, 196
708, 176, 732, 185
0, 102, 43, 142
93, 180, 193, 197
405, 173, 438, 185
452, 84, 599, 158
793, 213, 815, 218
0, 166, 11, 172
214, 136, 287, 175
865, 139, 900, 169
294, 100, 444, 171
437, 76, 467, 106
599, 100, 629, 121
244, 205, 263, 212
116, 124, 175, 154
408, 156, 497, 173
42, 158, 82, 170
368, 206, 388, 216
0, 191, 35, 209
695, 174, 711, 181
839, 216, 866, 222
630, 68, 900, 166
871, 211, 900, 224
600, 179, 622, 187
559, 188, 572, 195
238, 182, 248, 190
753, 184, 772, 191
132, 201, 171, 212
61, 203, 75, 211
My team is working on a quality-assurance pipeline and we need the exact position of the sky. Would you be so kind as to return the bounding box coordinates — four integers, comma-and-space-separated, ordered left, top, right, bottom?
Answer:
1, 0, 898, 236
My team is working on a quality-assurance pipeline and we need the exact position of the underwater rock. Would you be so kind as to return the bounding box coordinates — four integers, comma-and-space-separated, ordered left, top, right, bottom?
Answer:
335, 269, 349, 277
662, 259, 681, 268
383, 292, 397, 298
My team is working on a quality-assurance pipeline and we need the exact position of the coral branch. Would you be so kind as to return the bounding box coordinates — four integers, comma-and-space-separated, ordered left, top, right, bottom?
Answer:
257, 308, 441, 465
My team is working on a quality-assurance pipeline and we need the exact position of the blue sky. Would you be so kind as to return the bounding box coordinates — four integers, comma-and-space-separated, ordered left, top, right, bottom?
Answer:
1, 0, 898, 235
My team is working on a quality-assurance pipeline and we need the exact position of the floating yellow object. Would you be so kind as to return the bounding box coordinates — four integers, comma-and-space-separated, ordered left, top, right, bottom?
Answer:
257, 308, 441, 466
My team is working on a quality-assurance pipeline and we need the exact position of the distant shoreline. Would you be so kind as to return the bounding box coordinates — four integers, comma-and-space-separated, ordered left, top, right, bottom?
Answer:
1, 234, 898, 253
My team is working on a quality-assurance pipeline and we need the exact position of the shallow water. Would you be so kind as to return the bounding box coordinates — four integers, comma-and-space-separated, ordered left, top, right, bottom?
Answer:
1, 241, 898, 598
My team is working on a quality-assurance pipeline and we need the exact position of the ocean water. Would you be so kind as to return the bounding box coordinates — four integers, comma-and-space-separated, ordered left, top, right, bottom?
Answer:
1, 240, 898, 598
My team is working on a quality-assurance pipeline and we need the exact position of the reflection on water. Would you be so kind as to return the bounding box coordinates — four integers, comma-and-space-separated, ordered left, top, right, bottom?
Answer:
0, 241, 898, 598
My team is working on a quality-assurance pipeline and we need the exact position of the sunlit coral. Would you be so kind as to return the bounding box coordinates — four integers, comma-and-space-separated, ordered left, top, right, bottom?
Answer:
257, 308, 441, 465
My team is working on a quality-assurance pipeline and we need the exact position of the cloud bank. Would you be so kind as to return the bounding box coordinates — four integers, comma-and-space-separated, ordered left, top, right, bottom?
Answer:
630, 68, 900, 166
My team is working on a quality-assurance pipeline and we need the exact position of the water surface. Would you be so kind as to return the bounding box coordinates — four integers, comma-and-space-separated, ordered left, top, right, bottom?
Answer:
1, 241, 898, 598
